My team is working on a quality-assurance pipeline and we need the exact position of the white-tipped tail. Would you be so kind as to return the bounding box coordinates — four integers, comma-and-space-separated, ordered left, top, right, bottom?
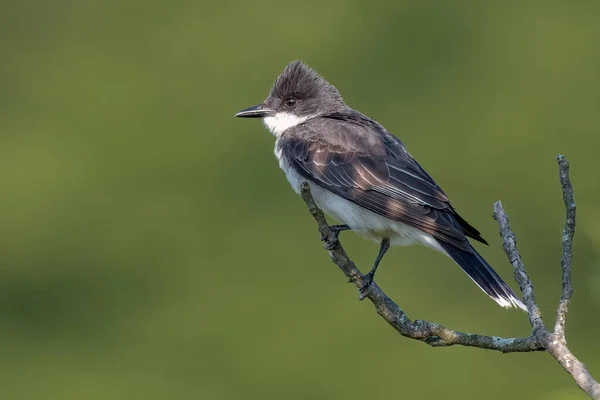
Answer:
437, 240, 528, 312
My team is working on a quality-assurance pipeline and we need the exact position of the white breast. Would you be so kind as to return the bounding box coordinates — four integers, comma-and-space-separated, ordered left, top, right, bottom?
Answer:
274, 139, 443, 252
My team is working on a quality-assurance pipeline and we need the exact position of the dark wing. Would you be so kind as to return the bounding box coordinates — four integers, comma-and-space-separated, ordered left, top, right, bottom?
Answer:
281, 113, 487, 250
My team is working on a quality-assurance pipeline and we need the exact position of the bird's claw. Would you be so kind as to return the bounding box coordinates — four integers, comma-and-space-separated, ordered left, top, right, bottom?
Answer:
358, 272, 375, 300
323, 239, 337, 251
321, 225, 350, 250
320, 231, 328, 242
320, 230, 336, 250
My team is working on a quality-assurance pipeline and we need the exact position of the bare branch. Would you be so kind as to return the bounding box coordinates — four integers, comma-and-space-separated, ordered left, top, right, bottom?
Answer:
555, 154, 576, 338
493, 201, 548, 337
298, 155, 599, 399
547, 338, 600, 399
543, 156, 599, 399
493, 175, 598, 398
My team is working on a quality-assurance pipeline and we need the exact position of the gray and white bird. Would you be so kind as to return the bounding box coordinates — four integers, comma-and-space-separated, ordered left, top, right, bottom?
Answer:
235, 60, 526, 310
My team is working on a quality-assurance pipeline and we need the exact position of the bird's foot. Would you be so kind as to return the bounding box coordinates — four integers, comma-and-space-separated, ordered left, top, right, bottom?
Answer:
358, 271, 375, 300
321, 224, 351, 250
322, 235, 337, 250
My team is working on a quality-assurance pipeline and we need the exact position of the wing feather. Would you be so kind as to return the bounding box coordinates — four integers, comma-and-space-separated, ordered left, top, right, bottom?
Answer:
279, 113, 487, 246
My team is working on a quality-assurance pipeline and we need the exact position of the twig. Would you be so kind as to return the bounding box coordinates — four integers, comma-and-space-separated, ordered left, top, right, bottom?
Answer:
555, 154, 576, 339
298, 155, 599, 399
543, 155, 597, 399
493, 201, 548, 337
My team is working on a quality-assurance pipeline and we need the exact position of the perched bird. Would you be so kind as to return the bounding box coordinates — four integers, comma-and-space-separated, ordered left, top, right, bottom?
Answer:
235, 60, 526, 310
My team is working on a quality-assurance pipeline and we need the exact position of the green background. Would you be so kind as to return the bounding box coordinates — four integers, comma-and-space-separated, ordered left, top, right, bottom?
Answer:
1, 1, 599, 399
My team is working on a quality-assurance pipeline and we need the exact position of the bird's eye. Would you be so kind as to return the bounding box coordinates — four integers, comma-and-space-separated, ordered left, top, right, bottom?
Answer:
284, 97, 297, 107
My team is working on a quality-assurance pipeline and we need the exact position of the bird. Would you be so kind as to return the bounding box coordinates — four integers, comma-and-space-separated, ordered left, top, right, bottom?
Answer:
235, 60, 526, 311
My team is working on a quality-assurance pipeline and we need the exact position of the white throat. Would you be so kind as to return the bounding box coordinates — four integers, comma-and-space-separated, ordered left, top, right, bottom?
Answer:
263, 112, 312, 137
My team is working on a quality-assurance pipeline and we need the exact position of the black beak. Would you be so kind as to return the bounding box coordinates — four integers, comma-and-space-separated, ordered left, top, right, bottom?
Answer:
235, 104, 272, 118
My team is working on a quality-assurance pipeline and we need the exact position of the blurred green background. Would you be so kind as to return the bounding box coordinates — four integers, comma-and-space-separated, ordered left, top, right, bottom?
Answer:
1, 0, 599, 399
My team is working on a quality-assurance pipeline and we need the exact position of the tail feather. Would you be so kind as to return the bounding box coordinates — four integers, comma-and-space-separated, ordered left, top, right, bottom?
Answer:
437, 240, 527, 311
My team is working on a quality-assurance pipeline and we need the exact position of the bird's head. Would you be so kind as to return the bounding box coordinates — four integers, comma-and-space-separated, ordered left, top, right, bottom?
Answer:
235, 60, 345, 136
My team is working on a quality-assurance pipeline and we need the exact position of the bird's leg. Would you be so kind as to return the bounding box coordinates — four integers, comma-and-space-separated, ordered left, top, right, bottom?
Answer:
359, 237, 390, 299
321, 224, 351, 250
330, 224, 351, 237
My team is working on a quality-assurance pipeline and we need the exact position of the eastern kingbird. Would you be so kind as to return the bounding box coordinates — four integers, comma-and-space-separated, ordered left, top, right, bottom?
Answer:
235, 60, 526, 310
